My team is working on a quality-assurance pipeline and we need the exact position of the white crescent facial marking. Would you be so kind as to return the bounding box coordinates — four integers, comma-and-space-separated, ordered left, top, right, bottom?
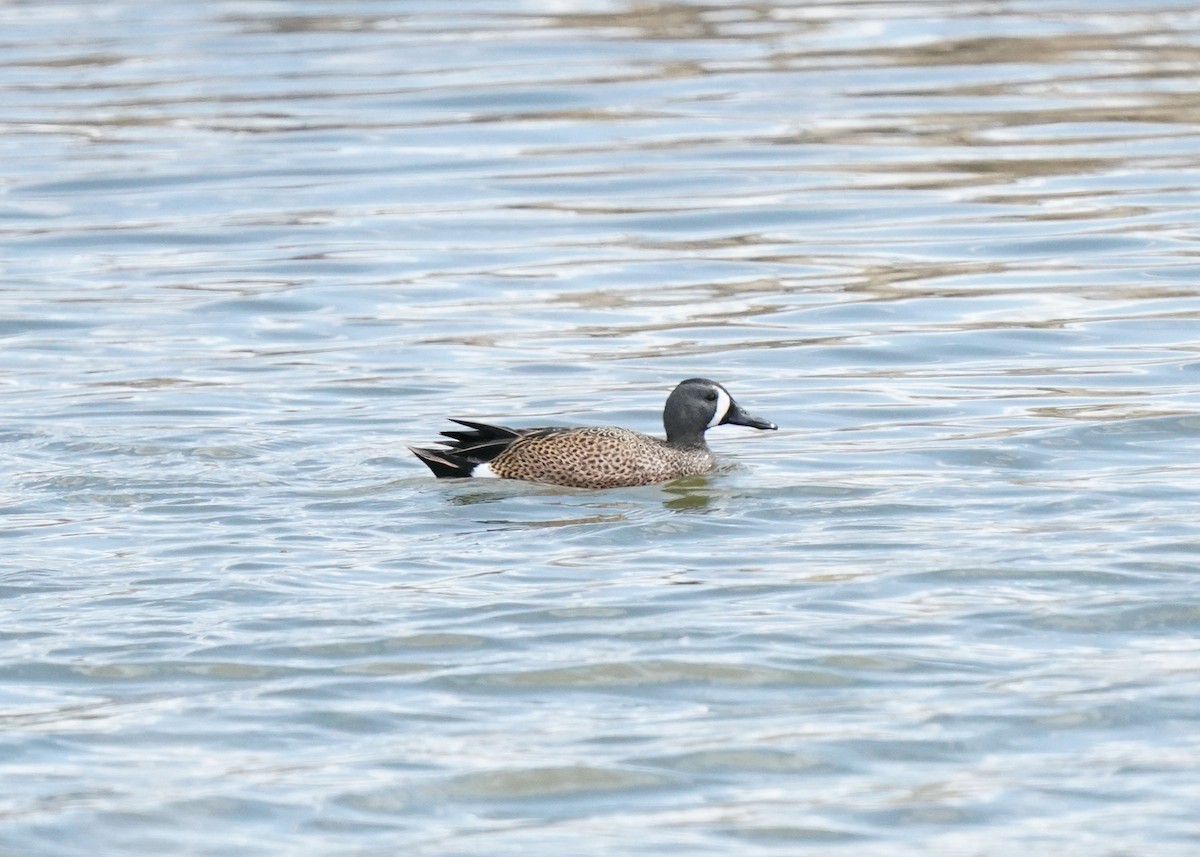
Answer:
472, 462, 500, 478
706, 385, 732, 429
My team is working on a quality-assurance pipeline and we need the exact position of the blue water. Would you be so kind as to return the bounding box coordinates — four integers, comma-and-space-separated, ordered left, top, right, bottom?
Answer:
4, 2, 1200, 854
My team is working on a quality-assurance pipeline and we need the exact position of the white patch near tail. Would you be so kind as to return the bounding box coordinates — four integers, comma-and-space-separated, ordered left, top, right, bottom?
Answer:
706, 386, 732, 428
472, 462, 500, 478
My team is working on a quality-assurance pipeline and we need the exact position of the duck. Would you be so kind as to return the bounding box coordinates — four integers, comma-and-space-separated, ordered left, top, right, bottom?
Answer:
408, 378, 777, 489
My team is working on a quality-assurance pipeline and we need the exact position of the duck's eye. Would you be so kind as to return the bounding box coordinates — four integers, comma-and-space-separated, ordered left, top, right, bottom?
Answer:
704, 391, 717, 402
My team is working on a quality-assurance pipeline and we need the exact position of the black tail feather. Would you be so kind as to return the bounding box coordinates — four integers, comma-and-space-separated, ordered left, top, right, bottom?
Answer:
445, 419, 521, 440
410, 419, 526, 479
408, 446, 476, 479
440, 436, 514, 458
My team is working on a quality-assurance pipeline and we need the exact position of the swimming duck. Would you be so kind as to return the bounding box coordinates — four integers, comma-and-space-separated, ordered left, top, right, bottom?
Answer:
409, 378, 777, 488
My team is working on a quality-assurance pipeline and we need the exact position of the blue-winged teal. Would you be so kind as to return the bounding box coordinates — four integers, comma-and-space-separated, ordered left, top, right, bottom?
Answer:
409, 378, 777, 489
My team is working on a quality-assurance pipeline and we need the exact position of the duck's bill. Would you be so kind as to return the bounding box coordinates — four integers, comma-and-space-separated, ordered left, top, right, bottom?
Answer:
722, 403, 778, 431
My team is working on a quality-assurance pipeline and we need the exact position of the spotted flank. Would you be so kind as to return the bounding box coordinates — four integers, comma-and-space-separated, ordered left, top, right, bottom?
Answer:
408, 378, 777, 489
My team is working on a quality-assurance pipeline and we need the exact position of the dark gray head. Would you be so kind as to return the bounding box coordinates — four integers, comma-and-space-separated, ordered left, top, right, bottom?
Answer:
662, 378, 777, 448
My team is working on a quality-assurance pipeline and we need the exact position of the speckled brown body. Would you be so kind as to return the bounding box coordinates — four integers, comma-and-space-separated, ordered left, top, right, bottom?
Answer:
489, 426, 715, 488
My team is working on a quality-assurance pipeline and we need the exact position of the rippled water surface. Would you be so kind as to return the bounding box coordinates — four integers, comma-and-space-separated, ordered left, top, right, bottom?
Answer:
5, 1, 1200, 854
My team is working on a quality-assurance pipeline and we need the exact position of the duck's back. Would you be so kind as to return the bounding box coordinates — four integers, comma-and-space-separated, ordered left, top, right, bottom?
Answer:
493, 426, 714, 488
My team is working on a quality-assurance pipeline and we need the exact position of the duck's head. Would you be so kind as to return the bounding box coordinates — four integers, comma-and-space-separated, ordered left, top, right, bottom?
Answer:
663, 378, 777, 447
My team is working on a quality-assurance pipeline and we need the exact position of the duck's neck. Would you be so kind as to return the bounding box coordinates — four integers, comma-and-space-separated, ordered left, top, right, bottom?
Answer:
664, 424, 709, 449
